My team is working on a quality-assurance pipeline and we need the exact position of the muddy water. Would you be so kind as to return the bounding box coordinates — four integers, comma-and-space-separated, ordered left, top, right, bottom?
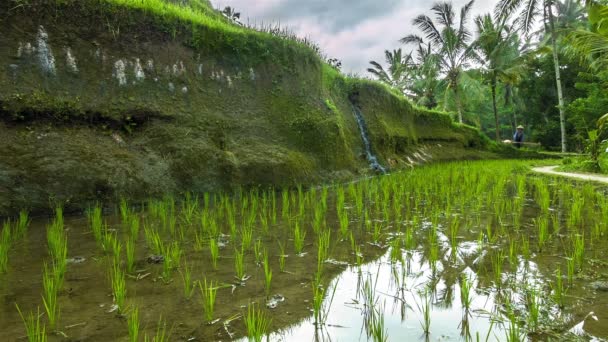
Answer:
2, 162, 608, 341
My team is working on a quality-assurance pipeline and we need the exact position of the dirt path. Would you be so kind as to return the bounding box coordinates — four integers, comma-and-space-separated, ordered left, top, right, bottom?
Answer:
532, 166, 608, 184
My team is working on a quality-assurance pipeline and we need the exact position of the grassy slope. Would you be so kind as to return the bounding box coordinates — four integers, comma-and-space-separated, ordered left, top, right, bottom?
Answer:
0, 0, 499, 216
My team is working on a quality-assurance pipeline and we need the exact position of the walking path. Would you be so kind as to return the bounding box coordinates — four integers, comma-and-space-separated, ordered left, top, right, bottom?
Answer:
532, 166, 608, 184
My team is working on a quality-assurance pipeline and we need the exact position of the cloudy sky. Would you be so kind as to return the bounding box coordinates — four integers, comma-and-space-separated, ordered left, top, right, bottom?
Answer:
211, 0, 500, 74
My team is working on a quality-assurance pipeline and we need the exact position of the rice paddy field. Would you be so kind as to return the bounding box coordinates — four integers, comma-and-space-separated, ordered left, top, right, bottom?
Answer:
1, 160, 608, 341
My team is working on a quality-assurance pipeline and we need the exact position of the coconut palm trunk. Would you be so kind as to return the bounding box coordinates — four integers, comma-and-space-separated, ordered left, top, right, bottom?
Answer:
547, 4, 567, 152
490, 77, 501, 141
454, 85, 464, 124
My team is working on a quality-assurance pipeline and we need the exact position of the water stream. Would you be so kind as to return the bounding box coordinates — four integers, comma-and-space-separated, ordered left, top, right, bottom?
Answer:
351, 105, 387, 174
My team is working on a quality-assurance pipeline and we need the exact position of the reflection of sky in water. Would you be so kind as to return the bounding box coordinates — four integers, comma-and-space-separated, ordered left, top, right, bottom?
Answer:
268, 251, 503, 342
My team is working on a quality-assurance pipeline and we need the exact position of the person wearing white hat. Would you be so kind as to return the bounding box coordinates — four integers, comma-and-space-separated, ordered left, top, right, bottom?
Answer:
513, 125, 524, 148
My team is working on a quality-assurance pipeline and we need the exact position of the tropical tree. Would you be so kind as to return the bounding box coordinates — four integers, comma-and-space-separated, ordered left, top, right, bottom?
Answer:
402, 1, 476, 123
474, 14, 517, 141
496, 0, 572, 152
409, 42, 442, 109
568, 1, 608, 69
367, 49, 414, 93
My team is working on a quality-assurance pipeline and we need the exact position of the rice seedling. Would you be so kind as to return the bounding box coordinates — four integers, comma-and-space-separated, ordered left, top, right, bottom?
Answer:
552, 268, 565, 308
460, 275, 473, 312
47, 218, 66, 264
372, 222, 383, 243
317, 229, 331, 274
368, 305, 388, 342
88, 205, 104, 244
521, 237, 530, 260
526, 287, 541, 332
316, 270, 342, 325
253, 240, 263, 265
338, 209, 349, 239
234, 247, 246, 280
389, 237, 402, 263
244, 303, 272, 342
0, 223, 11, 273
259, 211, 269, 235
281, 189, 290, 220
162, 242, 182, 279
566, 256, 575, 283
263, 250, 272, 297
508, 239, 518, 266
199, 278, 217, 321
144, 226, 163, 256
129, 216, 140, 239
241, 225, 253, 251
277, 242, 286, 272
125, 236, 136, 274
180, 262, 195, 300
180, 192, 198, 227
209, 238, 219, 270
491, 251, 504, 286
120, 198, 131, 224
568, 194, 584, 229
144, 316, 170, 342
535, 216, 549, 252
572, 234, 585, 270
41, 263, 60, 330
128, 307, 140, 342
14, 210, 30, 239
505, 307, 524, 342
419, 288, 432, 337
110, 263, 127, 313
293, 222, 306, 255
15, 305, 47, 342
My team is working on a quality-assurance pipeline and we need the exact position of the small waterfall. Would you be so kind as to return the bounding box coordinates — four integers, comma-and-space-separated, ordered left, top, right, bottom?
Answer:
351, 105, 387, 174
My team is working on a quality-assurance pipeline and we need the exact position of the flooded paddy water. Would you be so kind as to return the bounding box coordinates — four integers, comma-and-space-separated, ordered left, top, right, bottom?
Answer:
1, 160, 608, 341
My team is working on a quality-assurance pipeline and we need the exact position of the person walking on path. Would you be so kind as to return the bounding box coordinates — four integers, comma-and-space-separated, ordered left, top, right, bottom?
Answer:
513, 125, 524, 148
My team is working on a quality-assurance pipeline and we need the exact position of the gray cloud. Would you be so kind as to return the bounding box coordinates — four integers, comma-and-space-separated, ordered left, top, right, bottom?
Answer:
212, 0, 500, 74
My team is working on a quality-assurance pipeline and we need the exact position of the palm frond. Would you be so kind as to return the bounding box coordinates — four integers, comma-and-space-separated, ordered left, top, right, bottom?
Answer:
400, 34, 424, 45
413, 14, 445, 45
494, 0, 523, 24
599, 113, 608, 130
432, 2, 455, 27
518, 0, 540, 36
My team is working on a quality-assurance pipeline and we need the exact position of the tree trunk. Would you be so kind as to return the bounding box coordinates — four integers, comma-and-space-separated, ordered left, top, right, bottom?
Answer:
491, 77, 500, 141
548, 4, 567, 152
454, 85, 463, 124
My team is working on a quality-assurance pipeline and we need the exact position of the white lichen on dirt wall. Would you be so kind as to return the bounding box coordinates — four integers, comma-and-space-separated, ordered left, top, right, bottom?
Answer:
36, 26, 55, 75
65, 47, 78, 73
113, 59, 127, 86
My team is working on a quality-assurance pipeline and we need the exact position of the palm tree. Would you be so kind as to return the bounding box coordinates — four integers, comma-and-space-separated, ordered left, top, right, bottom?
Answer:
567, 1, 608, 70
409, 42, 442, 109
473, 14, 523, 141
401, 1, 476, 123
496, 0, 570, 152
367, 49, 414, 93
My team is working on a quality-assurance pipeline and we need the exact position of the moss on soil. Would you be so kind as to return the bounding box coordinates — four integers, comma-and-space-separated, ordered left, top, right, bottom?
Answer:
0, 0, 515, 216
